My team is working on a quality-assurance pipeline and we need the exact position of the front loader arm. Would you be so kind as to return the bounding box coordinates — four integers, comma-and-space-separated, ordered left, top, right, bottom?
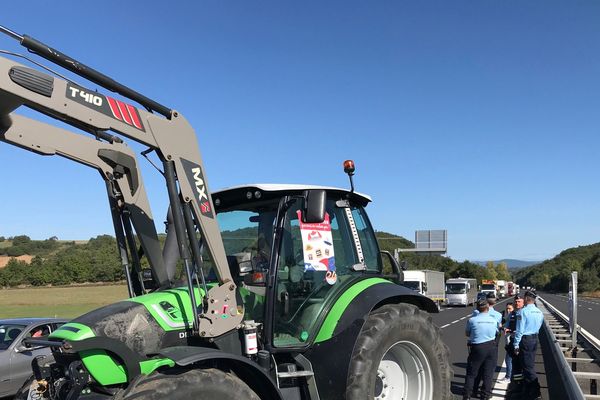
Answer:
0, 28, 243, 336
0, 113, 169, 292
0, 56, 232, 286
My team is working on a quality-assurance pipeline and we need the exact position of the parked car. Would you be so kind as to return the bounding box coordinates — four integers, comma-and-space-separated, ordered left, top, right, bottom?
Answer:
0, 318, 68, 398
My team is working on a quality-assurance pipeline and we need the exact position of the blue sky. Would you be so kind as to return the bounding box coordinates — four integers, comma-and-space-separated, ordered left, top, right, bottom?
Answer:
1, 1, 599, 261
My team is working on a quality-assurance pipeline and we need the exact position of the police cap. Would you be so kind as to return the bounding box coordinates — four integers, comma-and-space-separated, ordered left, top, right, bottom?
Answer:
486, 292, 496, 299
525, 290, 537, 299
514, 293, 524, 300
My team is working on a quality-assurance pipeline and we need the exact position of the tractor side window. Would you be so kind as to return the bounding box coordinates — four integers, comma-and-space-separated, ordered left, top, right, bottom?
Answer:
273, 198, 361, 347
350, 207, 382, 272
201, 206, 278, 322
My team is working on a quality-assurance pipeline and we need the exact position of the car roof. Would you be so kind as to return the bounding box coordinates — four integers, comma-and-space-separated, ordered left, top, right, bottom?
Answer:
0, 317, 67, 325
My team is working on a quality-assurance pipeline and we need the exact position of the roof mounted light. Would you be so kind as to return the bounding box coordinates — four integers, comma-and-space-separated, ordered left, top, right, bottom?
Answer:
343, 159, 356, 193
343, 159, 355, 176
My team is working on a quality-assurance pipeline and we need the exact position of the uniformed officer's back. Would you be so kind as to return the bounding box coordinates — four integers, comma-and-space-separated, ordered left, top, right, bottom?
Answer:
467, 310, 498, 344
513, 291, 544, 400
463, 299, 500, 400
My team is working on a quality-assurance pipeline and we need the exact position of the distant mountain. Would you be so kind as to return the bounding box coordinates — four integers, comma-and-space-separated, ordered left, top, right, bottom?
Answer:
473, 259, 541, 269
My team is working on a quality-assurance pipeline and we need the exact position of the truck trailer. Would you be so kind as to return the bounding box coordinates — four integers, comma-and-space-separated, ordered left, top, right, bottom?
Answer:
496, 280, 507, 298
402, 270, 446, 309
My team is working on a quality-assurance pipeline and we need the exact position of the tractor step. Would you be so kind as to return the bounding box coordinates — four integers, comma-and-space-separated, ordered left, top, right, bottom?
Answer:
277, 370, 315, 379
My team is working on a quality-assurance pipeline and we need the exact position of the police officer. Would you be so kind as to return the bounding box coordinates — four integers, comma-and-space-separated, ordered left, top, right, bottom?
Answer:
505, 293, 525, 383
463, 299, 499, 400
470, 293, 503, 397
513, 291, 544, 399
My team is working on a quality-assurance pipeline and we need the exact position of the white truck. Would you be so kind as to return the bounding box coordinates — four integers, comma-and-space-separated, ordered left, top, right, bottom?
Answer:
402, 270, 446, 308
480, 279, 498, 298
445, 277, 478, 307
496, 280, 507, 298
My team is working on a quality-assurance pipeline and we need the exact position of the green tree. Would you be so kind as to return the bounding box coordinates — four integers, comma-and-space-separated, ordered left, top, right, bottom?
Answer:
11, 235, 31, 246
495, 262, 511, 281
579, 268, 600, 293
484, 261, 498, 280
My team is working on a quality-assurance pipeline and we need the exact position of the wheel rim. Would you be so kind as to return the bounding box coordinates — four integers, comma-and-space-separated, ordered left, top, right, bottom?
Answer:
374, 340, 433, 400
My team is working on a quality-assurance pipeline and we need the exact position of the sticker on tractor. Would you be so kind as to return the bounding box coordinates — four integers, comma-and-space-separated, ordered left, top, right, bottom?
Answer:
66, 83, 145, 131
297, 211, 336, 284
180, 158, 214, 219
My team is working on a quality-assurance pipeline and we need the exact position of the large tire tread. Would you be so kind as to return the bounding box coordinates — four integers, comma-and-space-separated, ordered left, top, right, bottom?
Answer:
117, 368, 259, 400
346, 303, 453, 400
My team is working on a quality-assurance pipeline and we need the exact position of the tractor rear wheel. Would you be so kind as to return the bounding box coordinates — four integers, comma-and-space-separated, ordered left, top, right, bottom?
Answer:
116, 368, 260, 400
346, 303, 452, 400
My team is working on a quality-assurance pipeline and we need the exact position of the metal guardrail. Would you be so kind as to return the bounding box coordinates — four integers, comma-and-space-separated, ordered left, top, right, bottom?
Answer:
538, 296, 586, 400
538, 297, 600, 400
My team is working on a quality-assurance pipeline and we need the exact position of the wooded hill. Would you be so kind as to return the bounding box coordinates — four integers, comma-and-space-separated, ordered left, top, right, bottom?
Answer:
0, 232, 512, 288
514, 242, 600, 293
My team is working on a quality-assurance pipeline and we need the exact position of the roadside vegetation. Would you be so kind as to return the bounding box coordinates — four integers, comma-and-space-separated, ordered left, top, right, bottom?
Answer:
0, 232, 513, 289
515, 242, 600, 293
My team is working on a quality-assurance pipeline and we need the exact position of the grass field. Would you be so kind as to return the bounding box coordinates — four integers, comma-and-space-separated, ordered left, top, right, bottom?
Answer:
0, 284, 128, 319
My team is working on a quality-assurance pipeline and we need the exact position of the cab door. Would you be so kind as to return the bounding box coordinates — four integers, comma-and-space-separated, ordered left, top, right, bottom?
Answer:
271, 196, 383, 348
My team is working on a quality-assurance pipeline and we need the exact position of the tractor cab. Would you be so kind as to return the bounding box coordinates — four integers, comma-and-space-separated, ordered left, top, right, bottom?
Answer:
204, 184, 382, 347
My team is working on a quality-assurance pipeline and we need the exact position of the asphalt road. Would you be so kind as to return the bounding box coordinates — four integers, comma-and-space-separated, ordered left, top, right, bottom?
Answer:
537, 291, 600, 338
432, 297, 513, 397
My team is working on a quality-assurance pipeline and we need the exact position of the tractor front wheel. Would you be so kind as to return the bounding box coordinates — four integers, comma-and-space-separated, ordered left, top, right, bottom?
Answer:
116, 368, 260, 400
346, 303, 452, 400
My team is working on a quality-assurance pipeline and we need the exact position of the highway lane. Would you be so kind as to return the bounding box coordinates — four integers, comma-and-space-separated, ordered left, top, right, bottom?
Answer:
538, 291, 600, 339
432, 297, 512, 397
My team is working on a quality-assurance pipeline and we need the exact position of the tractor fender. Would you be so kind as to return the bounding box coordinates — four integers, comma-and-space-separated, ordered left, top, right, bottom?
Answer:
159, 346, 283, 400
334, 280, 439, 336
305, 280, 438, 400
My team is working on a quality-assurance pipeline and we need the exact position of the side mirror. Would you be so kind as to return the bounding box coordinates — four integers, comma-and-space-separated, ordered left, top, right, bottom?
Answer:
380, 251, 403, 284
302, 190, 326, 223
400, 260, 408, 271
422, 282, 428, 292
15, 344, 28, 353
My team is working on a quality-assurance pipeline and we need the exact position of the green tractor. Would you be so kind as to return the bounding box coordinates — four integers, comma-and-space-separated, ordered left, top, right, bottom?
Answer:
0, 25, 452, 400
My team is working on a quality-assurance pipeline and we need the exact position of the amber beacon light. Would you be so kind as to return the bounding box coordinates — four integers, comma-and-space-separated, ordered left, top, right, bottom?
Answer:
343, 159, 356, 193
343, 159, 355, 176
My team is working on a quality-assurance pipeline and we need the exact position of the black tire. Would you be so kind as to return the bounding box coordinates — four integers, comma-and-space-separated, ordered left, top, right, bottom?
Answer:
346, 303, 453, 400
116, 368, 260, 400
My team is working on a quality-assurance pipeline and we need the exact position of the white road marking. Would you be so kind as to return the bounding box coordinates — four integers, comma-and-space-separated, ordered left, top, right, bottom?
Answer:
589, 308, 593, 311
490, 359, 509, 399
441, 323, 450, 328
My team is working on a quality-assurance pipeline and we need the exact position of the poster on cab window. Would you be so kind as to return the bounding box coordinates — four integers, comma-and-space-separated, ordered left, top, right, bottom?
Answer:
297, 211, 337, 284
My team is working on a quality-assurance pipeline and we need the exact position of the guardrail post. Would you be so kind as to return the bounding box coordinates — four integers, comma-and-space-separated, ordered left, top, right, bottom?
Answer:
570, 272, 578, 349
592, 379, 597, 395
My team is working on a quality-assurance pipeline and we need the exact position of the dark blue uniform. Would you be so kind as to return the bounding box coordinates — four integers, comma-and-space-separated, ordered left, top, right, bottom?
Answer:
463, 311, 499, 399
513, 302, 544, 397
